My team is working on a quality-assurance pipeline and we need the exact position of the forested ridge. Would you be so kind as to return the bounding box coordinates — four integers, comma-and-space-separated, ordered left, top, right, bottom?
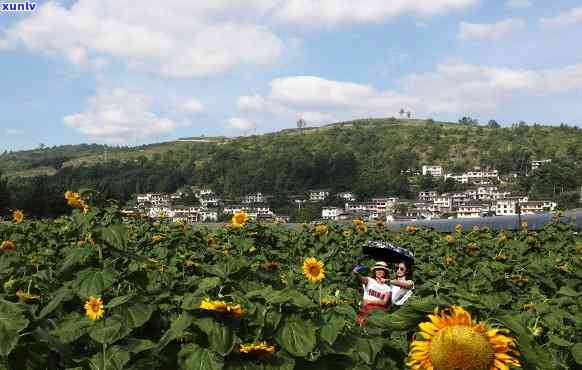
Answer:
1, 118, 582, 218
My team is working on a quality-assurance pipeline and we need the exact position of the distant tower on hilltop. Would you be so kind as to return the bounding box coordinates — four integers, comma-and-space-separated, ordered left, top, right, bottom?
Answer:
297, 118, 307, 134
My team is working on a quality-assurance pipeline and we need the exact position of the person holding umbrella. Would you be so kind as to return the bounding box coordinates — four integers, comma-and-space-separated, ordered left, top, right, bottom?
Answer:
352, 261, 392, 326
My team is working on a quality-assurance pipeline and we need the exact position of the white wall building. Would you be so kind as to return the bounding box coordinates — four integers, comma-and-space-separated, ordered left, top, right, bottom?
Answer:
418, 191, 438, 202
531, 159, 551, 172
422, 165, 443, 177
322, 207, 342, 220
309, 190, 330, 202
337, 192, 356, 202
242, 192, 265, 204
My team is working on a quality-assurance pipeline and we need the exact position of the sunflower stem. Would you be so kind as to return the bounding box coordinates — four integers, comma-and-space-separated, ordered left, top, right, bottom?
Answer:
102, 342, 107, 370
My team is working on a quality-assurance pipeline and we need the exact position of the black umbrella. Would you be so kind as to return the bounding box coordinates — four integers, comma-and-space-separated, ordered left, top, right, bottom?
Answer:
363, 240, 414, 264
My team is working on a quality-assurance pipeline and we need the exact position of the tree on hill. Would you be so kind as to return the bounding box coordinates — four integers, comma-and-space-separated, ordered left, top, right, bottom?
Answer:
0, 172, 10, 211
459, 116, 479, 126
487, 120, 500, 128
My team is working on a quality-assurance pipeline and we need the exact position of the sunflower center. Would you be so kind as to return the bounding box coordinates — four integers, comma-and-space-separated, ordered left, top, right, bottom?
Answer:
429, 325, 494, 370
309, 266, 320, 276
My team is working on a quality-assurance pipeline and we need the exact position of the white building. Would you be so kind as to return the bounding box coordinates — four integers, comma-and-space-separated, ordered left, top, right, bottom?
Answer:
418, 191, 438, 202
200, 209, 218, 222
322, 207, 342, 220
199, 195, 220, 208
457, 203, 491, 218
137, 193, 171, 207
494, 197, 529, 216
422, 165, 443, 177
531, 159, 551, 172
242, 192, 265, 204
309, 190, 330, 202
521, 201, 557, 214
337, 192, 356, 202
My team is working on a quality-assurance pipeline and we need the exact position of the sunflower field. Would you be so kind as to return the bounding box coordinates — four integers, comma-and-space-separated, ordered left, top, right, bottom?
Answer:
0, 196, 581, 370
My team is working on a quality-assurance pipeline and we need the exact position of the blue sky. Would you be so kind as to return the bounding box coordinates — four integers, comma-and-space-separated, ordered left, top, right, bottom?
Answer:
1, 0, 582, 152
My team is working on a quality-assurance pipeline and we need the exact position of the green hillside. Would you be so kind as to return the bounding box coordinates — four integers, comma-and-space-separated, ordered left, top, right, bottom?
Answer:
1, 118, 581, 217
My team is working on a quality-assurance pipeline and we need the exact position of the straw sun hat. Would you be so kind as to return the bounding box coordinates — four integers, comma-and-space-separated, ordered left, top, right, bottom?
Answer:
370, 261, 390, 273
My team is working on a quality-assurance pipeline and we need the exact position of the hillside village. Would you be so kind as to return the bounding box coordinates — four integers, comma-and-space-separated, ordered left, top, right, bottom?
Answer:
123, 159, 561, 224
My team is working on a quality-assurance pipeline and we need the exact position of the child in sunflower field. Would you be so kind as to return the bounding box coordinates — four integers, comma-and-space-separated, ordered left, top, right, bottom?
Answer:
352, 261, 391, 326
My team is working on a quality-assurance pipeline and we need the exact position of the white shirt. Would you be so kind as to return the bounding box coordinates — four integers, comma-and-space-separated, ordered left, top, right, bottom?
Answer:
390, 280, 414, 306
363, 277, 391, 305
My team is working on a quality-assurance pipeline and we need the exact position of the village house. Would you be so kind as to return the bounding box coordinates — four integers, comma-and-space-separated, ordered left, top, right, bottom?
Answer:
531, 159, 551, 172
337, 191, 356, 202
457, 202, 492, 218
309, 189, 330, 202
418, 191, 437, 202
422, 165, 443, 177
494, 197, 529, 216
242, 192, 265, 204
321, 206, 342, 220
521, 200, 557, 214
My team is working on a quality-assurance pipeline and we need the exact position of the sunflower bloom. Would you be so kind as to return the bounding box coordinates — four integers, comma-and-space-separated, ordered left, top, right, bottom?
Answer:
64, 191, 90, 213
353, 219, 364, 227
152, 234, 164, 242
207, 235, 217, 247
231, 211, 249, 228
521, 221, 528, 230
16, 290, 41, 303
406, 225, 419, 233
237, 341, 276, 356
314, 224, 329, 236
408, 306, 521, 370
199, 298, 245, 317
84, 296, 104, 321
466, 242, 480, 253
445, 234, 455, 244
1, 240, 15, 251
261, 261, 281, 270
455, 224, 463, 233
343, 229, 353, 237
303, 257, 325, 283
356, 223, 367, 234
12, 210, 24, 224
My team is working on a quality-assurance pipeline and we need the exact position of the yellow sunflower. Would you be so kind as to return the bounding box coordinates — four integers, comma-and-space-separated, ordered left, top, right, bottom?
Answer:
352, 219, 364, 227
314, 224, 329, 236
16, 290, 41, 303
343, 229, 353, 237
406, 225, 419, 233
232, 211, 249, 228
12, 209, 24, 224
199, 298, 245, 317
84, 296, 104, 321
152, 234, 165, 242
303, 257, 325, 283
1, 240, 15, 251
445, 234, 455, 244
455, 224, 463, 233
356, 223, 367, 234
466, 242, 480, 253
408, 306, 521, 370
237, 341, 276, 356
521, 221, 528, 230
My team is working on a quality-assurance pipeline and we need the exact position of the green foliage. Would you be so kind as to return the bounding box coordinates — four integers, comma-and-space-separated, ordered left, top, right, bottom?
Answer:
3, 119, 582, 218
0, 201, 580, 369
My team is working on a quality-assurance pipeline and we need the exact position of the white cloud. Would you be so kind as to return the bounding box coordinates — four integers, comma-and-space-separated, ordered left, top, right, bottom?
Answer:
540, 6, 582, 29
505, 0, 532, 8
272, 0, 478, 28
5, 129, 24, 135
227, 117, 257, 131
63, 88, 178, 143
0, 0, 284, 78
459, 18, 525, 40
236, 62, 582, 123
180, 98, 204, 114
